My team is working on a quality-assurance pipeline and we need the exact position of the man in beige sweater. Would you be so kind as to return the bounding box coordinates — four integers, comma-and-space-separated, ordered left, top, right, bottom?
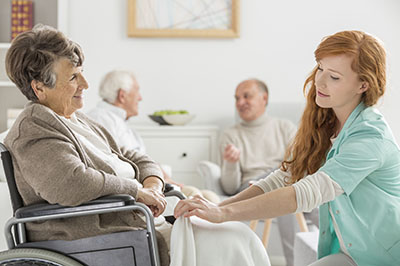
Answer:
220, 79, 296, 195
219, 79, 312, 266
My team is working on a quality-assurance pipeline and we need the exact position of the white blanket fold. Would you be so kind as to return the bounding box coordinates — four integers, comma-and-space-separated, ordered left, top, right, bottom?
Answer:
170, 216, 270, 266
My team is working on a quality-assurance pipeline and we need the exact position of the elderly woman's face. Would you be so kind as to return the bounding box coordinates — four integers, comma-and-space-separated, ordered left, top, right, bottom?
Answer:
37, 57, 88, 118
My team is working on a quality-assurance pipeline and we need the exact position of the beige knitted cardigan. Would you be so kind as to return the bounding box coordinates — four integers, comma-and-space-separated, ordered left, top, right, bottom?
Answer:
4, 102, 169, 263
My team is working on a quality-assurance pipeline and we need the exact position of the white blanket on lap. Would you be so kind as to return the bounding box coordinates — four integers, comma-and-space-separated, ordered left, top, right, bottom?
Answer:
170, 216, 270, 266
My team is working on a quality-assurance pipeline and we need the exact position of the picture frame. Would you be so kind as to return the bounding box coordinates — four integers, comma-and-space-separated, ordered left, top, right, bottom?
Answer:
127, 0, 240, 38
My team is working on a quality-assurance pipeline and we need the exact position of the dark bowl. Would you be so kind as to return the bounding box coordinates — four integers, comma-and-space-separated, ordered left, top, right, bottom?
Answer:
148, 115, 171, 125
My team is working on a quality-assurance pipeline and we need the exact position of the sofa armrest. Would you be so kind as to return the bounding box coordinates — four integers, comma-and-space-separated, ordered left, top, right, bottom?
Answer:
197, 161, 226, 196
160, 164, 172, 177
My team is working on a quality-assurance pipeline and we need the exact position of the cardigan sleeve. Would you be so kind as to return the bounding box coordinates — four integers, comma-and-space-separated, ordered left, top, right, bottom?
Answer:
253, 169, 288, 192
293, 171, 344, 212
254, 169, 344, 212
120, 147, 164, 186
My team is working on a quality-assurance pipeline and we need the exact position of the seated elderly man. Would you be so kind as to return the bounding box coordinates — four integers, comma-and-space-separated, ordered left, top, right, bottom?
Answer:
220, 79, 318, 266
3, 25, 269, 266
220, 79, 297, 194
87, 70, 219, 203
4, 25, 171, 265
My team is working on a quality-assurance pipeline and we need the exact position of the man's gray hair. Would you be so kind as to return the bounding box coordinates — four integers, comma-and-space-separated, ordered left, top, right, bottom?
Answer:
251, 78, 269, 95
99, 70, 136, 103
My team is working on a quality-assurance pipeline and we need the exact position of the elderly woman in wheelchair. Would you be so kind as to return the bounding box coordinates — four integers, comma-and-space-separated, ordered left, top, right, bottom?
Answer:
0, 24, 174, 266
0, 25, 270, 266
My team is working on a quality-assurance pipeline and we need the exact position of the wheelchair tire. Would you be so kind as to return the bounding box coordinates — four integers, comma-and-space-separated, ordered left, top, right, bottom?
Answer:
0, 248, 83, 266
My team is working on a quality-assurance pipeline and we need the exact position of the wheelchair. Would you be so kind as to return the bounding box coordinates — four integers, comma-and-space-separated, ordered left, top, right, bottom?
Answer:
0, 142, 184, 266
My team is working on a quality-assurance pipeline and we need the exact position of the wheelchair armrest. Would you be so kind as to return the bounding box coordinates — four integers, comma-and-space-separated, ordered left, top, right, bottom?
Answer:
15, 194, 136, 219
164, 183, 185, 200
164, 183, 176, 193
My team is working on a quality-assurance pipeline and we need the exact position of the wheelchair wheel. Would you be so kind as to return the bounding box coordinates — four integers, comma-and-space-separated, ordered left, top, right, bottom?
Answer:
0, 248, 83, 266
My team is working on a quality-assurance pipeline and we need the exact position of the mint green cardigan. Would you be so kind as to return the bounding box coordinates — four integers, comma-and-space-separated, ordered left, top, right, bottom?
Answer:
318, 103, 400, 265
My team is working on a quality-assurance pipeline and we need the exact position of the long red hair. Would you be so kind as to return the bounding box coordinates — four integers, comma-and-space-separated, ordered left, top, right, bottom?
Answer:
282, 30, 386, 184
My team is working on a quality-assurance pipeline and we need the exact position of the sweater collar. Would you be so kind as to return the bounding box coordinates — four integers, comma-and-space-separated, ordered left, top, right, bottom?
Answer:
240, 111, 269, 127
97, 101, 127, 120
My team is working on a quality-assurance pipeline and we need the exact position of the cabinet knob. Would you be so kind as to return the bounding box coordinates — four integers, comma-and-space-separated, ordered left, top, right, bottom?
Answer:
182, 152, 187, 158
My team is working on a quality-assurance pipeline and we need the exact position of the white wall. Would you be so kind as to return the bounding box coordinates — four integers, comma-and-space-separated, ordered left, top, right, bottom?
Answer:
67, 0, 400, 141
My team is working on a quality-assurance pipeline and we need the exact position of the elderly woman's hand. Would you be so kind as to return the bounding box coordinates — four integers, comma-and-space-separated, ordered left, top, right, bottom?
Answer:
136, 176, 166, 217
173, 195, 225, 223
137, 187, 166, 217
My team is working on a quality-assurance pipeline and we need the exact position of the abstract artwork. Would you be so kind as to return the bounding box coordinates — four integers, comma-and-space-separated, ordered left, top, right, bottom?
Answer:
127, 0, 239, 38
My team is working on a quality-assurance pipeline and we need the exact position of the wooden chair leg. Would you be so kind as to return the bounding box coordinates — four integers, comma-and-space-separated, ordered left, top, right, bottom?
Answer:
251, 213, 308, 249
261, 218, 272, 248
295, 212, 309, 232
249, 219, 259, 231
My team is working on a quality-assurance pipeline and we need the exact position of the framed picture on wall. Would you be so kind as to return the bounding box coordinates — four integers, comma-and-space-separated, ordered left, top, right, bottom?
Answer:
127, 0, 240, 38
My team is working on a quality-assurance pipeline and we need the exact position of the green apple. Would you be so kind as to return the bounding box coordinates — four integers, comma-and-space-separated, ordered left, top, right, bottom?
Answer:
153, 110, 189, 116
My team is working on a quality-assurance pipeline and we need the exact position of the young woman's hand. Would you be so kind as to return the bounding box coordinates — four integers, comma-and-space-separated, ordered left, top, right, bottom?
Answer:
174, 195, 226, 223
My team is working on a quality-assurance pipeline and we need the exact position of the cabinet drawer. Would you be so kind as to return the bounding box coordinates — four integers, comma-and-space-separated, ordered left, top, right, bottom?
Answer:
142, 137, 211, 172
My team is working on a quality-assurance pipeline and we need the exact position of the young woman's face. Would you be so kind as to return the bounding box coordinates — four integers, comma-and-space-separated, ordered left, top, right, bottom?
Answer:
315, 54, 367, 116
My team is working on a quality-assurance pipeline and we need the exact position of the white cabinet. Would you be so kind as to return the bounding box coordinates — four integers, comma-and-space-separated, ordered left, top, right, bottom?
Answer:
134, 125, 219, 189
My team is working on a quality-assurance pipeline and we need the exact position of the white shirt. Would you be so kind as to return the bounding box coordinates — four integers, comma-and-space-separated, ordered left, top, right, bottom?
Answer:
59, 114, 136, 180
86, 101, 146, 153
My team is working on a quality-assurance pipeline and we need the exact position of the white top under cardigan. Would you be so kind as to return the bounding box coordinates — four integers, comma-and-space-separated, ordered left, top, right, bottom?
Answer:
59, 114, 136, 181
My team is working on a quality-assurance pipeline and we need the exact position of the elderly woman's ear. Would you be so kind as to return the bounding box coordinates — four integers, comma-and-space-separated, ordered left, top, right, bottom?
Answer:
31, 80, 47, 102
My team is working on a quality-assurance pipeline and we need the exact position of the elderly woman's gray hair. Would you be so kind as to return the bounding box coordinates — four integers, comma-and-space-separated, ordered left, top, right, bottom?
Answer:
5, 24, 84, 101
99, 70, 136, 103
